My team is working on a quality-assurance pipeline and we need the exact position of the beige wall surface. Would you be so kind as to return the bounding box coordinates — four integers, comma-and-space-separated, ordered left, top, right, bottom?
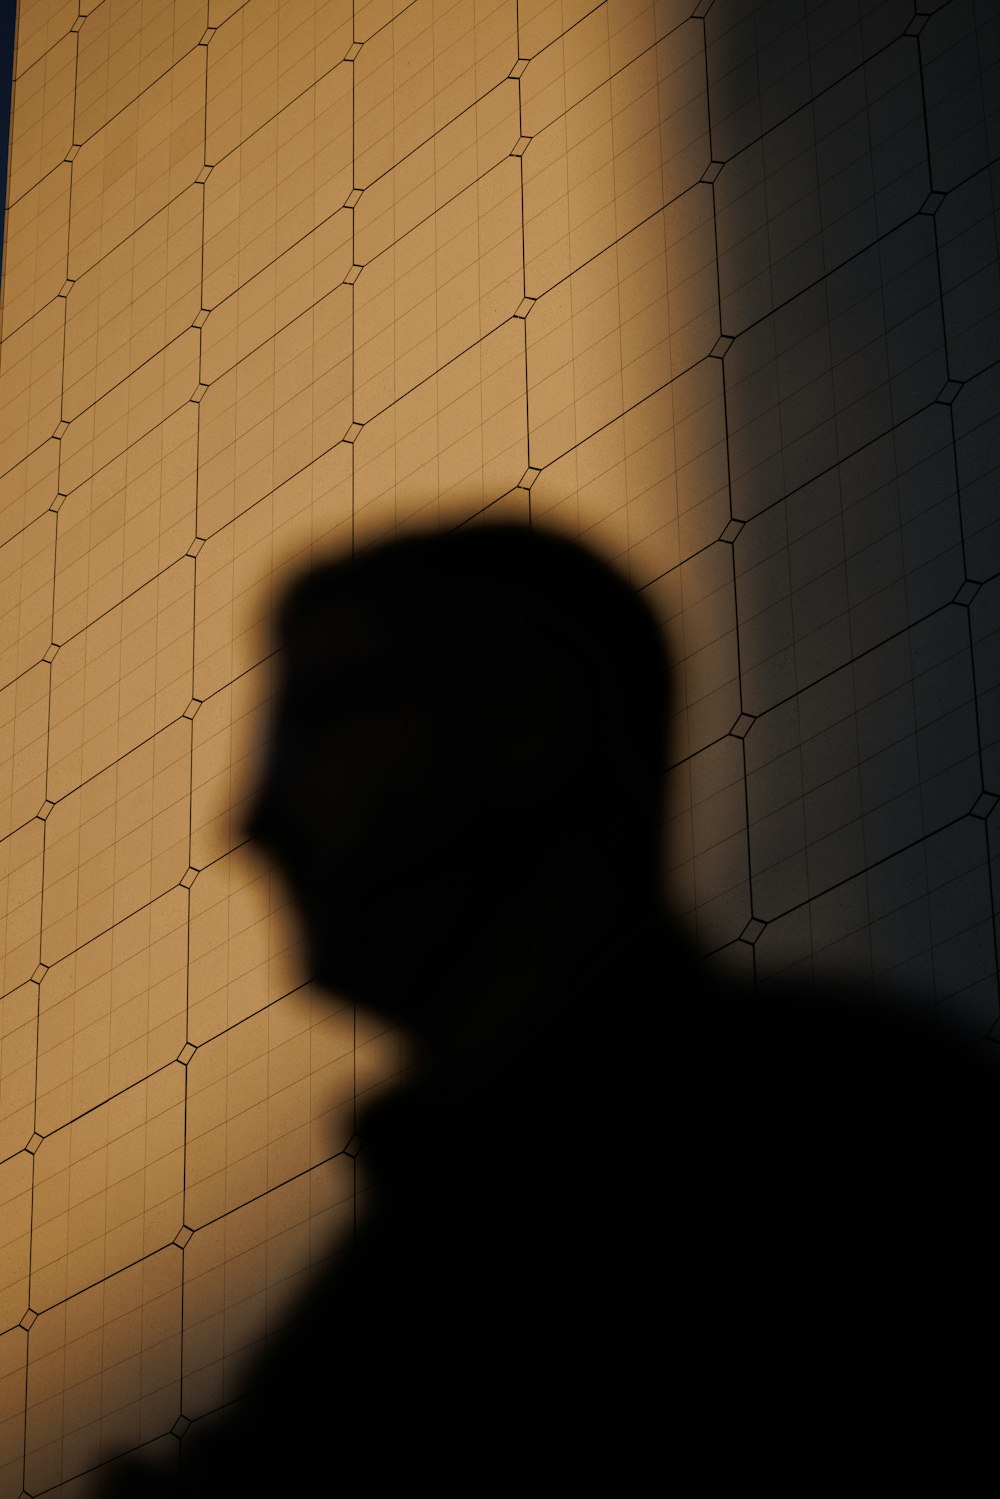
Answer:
1, 0, 998, 1491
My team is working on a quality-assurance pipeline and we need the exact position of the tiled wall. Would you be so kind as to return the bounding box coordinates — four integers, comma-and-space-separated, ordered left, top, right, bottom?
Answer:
698, 0, 999, 1009
0, 0, 997, 1492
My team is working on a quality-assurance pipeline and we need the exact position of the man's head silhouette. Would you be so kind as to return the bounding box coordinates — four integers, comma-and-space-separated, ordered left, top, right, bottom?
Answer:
246, 524, 669, 1051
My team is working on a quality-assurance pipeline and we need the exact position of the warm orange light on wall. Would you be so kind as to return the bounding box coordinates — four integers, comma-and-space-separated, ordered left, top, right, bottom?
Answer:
0, 3, 725, 1492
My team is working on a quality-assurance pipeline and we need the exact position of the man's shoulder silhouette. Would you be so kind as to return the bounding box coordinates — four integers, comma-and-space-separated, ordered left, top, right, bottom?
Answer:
109, 929, 999, 1494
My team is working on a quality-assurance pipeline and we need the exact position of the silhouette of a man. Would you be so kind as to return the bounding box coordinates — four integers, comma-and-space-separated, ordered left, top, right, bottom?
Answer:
248, 524, 670, 1064
113, 525, 996, 1495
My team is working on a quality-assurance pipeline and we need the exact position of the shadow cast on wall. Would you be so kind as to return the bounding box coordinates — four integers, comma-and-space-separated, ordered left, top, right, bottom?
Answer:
103, 524, 999, 1494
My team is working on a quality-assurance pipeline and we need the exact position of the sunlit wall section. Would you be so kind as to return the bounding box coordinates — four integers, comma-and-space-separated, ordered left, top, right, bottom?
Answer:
0, 0, 715, 1493
1, 5, 206, 1492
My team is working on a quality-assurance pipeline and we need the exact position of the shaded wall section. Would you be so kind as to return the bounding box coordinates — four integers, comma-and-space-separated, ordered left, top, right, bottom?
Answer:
701, 0, 1000, 1018
0, 0, 997, 1494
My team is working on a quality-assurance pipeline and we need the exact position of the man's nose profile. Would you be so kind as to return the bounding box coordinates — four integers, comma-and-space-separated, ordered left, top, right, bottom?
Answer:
112, 524, 997, 1495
